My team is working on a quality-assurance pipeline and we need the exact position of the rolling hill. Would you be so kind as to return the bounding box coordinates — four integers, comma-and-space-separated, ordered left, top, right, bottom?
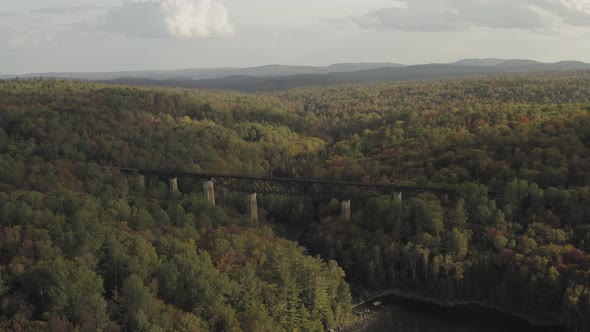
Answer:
101, 61, 590, 92
4, 59, 590, 92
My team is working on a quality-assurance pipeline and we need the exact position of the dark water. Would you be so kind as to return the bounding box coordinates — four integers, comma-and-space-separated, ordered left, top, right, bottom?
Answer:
355, 295, 568, 332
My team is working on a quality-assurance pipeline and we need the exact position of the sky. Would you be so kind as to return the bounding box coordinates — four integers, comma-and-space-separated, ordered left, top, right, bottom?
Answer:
1, 0, 590, 74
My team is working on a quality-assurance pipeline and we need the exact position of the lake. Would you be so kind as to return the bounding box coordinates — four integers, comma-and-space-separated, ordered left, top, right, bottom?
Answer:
352, 294, 568, 332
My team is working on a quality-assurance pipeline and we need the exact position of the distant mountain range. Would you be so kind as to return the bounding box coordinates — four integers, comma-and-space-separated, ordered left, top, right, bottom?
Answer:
3, 59, 590, 92
0, 63, 404, 81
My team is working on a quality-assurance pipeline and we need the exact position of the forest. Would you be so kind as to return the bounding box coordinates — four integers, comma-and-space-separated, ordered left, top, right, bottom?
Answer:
1, 72, 590, 331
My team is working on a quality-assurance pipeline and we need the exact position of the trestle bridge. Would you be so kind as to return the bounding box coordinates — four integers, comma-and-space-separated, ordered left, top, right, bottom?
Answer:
111, 167, 500, 223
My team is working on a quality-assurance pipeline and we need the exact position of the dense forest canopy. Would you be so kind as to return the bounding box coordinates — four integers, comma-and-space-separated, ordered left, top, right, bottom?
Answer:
1, 72, 590, 330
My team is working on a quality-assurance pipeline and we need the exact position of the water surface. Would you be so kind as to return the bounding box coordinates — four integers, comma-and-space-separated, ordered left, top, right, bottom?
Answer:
355, 295, 567, 332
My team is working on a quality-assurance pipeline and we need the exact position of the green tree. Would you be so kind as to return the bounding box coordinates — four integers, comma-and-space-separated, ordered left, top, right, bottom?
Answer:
120, 274, 162, 332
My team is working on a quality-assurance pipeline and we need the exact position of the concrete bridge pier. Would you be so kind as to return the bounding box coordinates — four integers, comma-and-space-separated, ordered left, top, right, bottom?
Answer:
203, 180, 215, 205
133, 175, 145, 193
341, 200, 351, 223
138, 175, 145, 187
247, 193, 259, 224
169, 177, 179, 193
394, 192, 403, 202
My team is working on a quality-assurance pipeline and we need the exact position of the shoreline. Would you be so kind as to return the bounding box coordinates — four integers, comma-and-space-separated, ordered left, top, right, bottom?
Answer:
337, 302, 385, 332
351, 289, 397, 308
347, 288, 565, 329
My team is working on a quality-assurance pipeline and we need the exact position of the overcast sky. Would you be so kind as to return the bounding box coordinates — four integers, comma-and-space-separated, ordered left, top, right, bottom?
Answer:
2, 0, 590, 74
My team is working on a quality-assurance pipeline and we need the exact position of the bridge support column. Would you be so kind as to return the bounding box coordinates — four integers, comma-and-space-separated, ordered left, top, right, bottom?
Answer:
203, 181, 215, 205
394, 192, 402, 202
341, 200, 351, 223
137, 175, 145, 190
169, 177, 179, 193
247, 193, 259, 224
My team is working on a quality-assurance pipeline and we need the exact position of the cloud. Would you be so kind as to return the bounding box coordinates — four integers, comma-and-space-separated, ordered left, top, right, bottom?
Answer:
101, 0, 234, 38
352, 0, 590, 31
534, 0, 590, 26
1, 4, 108, 50
30, 6, 107, 15
0, 12, 22, 18
9, 30, 57, 48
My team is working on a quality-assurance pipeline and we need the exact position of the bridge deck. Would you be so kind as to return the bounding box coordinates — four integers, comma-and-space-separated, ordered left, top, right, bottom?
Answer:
111, 167, 503, 198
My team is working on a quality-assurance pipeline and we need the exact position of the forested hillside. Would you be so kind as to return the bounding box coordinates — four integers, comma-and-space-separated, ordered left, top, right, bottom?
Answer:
0, 80, 351, 331
1, 72, 590, 330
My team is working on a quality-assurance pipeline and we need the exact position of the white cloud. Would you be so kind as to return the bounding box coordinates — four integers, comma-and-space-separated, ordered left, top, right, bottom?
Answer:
534, 0, 590, 26
352, 0, 590, 31
102, 0, 234, 38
